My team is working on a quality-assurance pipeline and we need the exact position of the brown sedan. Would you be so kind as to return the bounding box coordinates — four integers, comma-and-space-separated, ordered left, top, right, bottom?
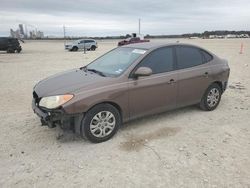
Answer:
32, 42, 230, 143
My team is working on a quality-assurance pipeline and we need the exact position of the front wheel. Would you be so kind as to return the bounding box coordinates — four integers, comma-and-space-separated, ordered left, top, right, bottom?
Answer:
199, 83, 222, 111
72, 46, 78, 51
81, 104, 121, 143
7, 48, 15, 53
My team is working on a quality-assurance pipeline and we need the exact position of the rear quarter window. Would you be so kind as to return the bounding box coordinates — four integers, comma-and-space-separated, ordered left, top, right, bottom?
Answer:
85, 40, 94, 43
176, 46, 203, 69
201, 50, 213, 63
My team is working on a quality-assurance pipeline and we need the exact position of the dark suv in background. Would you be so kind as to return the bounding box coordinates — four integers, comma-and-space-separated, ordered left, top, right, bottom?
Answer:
0, 37, 22, 53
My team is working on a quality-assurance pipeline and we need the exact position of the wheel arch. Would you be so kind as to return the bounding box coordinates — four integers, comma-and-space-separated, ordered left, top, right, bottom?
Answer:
74, 101, 123, 136
212, 81, 223, 91
87, 101, 123, 121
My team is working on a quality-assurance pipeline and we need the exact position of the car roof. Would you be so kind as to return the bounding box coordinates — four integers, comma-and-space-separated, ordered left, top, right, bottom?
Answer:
122, 42, 204, 50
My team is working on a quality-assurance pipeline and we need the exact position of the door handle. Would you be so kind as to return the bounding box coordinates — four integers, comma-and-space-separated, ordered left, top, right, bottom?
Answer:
167, 79, 176, 84
204, 72, 209, 77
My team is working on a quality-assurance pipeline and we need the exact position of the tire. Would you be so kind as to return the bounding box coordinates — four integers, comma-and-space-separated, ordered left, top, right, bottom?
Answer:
81, 103, 121, 143
17, 48, 22, 53
199, 83, 222, 111
72, 46, 78, 51
90, 45, 96, 51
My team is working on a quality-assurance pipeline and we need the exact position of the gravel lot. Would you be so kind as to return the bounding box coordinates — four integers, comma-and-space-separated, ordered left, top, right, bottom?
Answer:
0, 39, 249, 188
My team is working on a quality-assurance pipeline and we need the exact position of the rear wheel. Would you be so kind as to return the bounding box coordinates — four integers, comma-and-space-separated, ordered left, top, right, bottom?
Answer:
81, 104, 121, 143
16, 48, 22, 53
200, 83, 222, 111
90, 45, 96, 51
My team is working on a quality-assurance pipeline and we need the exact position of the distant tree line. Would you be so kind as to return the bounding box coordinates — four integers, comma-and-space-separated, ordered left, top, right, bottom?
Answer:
144, 30, 250, 39
23, 30, 250, 40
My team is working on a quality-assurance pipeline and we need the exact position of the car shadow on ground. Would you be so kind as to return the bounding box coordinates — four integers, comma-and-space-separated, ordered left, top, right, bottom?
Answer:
0, 52, 9, 54
0, 52, 24, 55
118, 105, 201, 151
55, 105, 200, 144
121, 105, 200, 131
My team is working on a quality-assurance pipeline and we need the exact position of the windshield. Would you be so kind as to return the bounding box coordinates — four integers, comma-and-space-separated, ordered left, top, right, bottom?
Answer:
86, 47, 147, 77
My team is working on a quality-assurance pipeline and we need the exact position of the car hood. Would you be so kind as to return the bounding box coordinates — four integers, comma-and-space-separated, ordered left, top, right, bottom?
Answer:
65, 42, 75, 45
65, 41, 78, 45
34, 69, 113, 97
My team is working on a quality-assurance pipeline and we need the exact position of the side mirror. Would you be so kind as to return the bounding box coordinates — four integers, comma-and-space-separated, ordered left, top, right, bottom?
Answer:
134, 67, 152, 78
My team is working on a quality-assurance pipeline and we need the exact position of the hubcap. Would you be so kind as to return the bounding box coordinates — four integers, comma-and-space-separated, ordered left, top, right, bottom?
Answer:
90, 111, 116, 138
207, 88, 220, 107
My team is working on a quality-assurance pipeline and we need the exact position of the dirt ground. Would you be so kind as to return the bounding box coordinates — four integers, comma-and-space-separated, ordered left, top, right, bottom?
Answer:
0, 39, 250, 188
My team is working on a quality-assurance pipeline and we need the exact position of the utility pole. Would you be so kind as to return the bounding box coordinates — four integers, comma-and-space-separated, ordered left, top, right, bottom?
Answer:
138, 18, 141, 35
63, 25, 66, 45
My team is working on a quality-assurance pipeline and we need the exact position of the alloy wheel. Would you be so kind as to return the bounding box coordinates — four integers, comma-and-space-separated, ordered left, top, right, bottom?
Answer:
90, 111, 116, 138
207, 88, 220, 107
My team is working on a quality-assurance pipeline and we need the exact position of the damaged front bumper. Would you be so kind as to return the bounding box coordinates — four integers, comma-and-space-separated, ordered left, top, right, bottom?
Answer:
32, 99, 83, 134
64, 45, 73, 50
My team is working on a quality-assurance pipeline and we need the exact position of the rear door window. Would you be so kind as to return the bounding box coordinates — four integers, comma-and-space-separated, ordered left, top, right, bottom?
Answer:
176, 46, 203, 69
137, 47, 174, 74
85, 40, 93, 43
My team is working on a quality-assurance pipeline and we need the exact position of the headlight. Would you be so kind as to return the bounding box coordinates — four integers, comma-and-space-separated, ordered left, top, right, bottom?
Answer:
39, 94, 74, 109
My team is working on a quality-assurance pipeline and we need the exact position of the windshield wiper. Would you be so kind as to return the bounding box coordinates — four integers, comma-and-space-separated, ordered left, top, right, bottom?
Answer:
80, 66, 87, 72
86, 68, 106, 77
80, 66, 107, 77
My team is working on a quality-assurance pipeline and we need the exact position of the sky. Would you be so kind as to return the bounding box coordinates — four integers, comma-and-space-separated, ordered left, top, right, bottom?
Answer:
0, 0, 250, 37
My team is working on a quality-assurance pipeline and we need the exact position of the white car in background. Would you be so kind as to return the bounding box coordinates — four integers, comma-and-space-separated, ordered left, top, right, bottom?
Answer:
65, 39, 98, 51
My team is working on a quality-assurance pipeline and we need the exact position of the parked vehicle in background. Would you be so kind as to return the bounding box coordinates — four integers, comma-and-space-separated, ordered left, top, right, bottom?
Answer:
0, 37, 22, 53
65, 39, 98, 51
32, 42, 230, 143
118, 37, 150, 46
